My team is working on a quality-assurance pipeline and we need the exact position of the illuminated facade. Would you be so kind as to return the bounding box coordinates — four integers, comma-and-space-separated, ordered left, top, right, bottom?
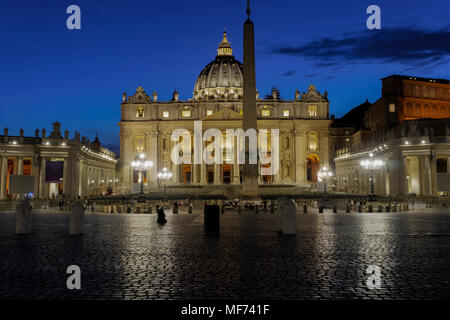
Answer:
333, 76, 450, 197
119, 33, 331, 193
0, 122, 117, 199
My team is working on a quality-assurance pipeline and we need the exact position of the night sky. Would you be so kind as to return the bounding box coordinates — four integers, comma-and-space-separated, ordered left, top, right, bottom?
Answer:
1, 0, 449, 153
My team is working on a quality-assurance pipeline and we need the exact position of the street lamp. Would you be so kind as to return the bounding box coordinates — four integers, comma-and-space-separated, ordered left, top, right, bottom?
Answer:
131, 153, 153, 194
318, 166, 333, 192
157, 167, 172, 196
360, 152, 384, 196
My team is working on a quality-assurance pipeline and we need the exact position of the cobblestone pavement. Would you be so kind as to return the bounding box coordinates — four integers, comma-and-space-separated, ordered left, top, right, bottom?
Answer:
1, 208, 450, 300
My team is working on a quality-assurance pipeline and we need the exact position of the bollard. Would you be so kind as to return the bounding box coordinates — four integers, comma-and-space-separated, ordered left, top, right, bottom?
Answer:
173, 204, 178, 214
148, 206, 152, 214
303, 204, 307, 214
378, 205, 383, 213
238, 204, 241, 214
69, 201, 85, 235
368, 205, 373, 213
270, 201, 275, 214
333, 205, 337, 213
277, 198, 296, 235
319, 207, 324, 213
16, 198, 32, 235
204, 205, 220, 235
188, 203, 193, 214
345, 204, 350, 213
127, 207, 131, 214
386, 205, 390, 213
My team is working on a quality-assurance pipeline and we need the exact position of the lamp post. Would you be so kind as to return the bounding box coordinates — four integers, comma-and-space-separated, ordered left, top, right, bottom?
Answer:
131, 153, 153, 194
360, 153, 384, 197
318, 166, 333, 192
157, 167, 172, 196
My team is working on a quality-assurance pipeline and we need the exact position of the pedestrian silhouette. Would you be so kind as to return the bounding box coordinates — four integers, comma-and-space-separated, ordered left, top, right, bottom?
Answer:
156, 205, 167, 225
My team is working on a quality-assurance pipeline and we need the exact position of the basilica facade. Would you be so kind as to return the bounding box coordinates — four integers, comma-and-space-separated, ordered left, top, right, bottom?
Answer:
119, 33, 331, 193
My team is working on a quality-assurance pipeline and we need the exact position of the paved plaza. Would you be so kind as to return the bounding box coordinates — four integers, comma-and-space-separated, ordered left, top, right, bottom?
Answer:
1, 207, 450, 300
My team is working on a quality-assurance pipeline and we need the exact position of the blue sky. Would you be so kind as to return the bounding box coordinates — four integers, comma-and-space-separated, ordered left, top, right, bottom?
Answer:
1, 0, 449, 153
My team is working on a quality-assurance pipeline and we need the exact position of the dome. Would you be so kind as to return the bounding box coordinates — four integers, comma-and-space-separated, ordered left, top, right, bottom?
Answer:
193, 32, 243, 101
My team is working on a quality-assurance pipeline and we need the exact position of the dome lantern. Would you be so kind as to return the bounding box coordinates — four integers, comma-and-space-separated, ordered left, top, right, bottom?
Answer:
217, 30, 233, 57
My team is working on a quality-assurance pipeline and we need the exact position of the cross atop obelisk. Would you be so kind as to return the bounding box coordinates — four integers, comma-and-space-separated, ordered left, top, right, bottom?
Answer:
242, 0, 259, 191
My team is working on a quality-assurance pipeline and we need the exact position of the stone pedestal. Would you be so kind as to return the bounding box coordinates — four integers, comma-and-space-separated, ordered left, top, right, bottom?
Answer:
69, 201, 85, 235
204, 205, 220, 235
16, 198, 32, 234
277, 198, 296, 235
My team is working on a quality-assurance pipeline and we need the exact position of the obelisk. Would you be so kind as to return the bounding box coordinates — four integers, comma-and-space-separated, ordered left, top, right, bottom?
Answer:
242, 0, 259, 193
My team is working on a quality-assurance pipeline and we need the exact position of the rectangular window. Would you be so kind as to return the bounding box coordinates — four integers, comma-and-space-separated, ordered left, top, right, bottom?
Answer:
283, 109, 290, 117
389, 103, 395, 113
261, 109, 271, 117
136, 107, 144, 118
162, 111, 169, 118
437, 158, 447, 173
182, 110, 191, 118
308, 105, 317, 117
206, 109, 213, 116
23, 159, 32, 176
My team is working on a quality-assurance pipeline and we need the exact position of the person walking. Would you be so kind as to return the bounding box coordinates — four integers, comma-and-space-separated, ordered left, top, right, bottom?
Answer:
156, 205, 167, 225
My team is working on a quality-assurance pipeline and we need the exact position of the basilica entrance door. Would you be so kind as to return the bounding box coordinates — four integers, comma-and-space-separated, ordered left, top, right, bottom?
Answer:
182, 164, 192, 184
207, 166, 214, 184
222, 164, 231, 184
307, 154, 320, 183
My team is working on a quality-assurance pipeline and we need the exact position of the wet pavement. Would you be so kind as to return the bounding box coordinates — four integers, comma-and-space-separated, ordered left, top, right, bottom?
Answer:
1, 208, 450, 300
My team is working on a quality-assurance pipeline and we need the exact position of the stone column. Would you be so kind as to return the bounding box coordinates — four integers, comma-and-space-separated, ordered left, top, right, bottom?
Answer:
17, 157, 24, 175
214, 163, 220, 185
201, 163, 207, 185
233, 142, 240, 184
146, 132, 158, 188
39, 157, 46, 198
71, 157, 81, 198
63, 157, 72, 196
173, 164, 180, 185
0, 156, 7, 200
294, 130, 307, 186
192, 163, 198, 184
32, 157, 39, 198
81, 160, 87, 197
319, 131, 330, 171
430, 157, 438, 196
121, 130, 132, 192
274, 161, 281, 184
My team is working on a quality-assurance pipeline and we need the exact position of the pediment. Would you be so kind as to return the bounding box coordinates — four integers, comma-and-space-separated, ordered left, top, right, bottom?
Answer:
204, 107, 242, 120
